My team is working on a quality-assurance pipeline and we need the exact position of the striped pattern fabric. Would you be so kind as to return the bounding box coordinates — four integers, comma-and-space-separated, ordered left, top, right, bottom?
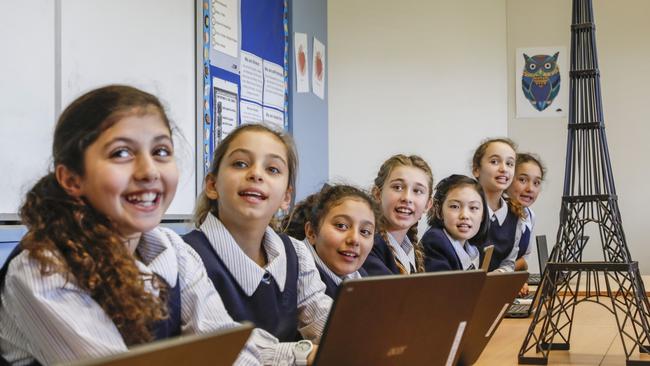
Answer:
0, 227, 265, 365
385, 232, 416, 274
198, 214, 333, 363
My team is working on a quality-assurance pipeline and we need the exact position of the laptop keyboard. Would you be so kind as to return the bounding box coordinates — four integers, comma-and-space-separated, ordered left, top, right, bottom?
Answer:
528, 273, 541, 285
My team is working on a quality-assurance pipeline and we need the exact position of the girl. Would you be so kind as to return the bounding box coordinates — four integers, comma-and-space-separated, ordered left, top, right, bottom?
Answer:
284, 184, 377, 298
506, 153, 545, 271
507, 153, 546, 296
471, 138, 525, 272
182, 124, 331, 365
0, 85, 263, 365
422, 175, 490, 272
362, 154, 433, 275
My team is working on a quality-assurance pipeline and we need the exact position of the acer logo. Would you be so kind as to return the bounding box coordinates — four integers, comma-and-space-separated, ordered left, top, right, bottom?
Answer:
386, 345, 408, 357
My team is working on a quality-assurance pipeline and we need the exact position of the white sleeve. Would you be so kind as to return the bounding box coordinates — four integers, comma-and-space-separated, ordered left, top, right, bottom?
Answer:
292, 237, 333, 342
2, 253, 128, 365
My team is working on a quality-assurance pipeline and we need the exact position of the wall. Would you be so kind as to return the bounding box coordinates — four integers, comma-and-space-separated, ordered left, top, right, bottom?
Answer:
328, 0, 508, 233
289, 0, 329, 202
507, 0, 650, 273
0, 0, 196, 216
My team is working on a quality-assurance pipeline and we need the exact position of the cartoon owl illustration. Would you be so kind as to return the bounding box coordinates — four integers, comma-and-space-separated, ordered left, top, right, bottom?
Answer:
521, 52, 561, 111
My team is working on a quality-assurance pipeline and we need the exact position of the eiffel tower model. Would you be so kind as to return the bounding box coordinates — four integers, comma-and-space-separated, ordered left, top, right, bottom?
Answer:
518, 0, 650, 365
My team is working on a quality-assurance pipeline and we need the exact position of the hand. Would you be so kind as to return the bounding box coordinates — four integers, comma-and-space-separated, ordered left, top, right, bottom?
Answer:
307, 345, 319, 365
518, 283, 529, 297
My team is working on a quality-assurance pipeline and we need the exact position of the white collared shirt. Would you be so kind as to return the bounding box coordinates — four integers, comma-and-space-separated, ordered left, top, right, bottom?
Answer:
520, 207, 536, 261
199, 213, 333, 363
385, 232, 416, 273
0, 227, 264, 365
443, 229, 480, 271
488, 197, 521, 272
302, 239, 363, 286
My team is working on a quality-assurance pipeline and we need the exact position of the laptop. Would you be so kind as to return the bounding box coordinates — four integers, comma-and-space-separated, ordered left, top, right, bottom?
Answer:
314, 271, 486, 366
456, 271, 528, 365
65, 324, 253, 366
526, 235, 550, 285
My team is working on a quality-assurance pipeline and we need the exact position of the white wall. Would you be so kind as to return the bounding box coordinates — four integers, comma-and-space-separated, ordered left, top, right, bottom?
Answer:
328, 0, 508, 233
0, 0, 195, 216
507, 0, 650, 273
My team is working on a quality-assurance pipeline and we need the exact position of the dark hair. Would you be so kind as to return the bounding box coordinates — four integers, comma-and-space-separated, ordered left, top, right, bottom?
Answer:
283, 184, 379, 241
427, 174, 490, 244
372, 154, 434, 273
515, 152, 546, 181
19, 85, 171, 346
194, 123, 298, 225
471, 137, 525, 219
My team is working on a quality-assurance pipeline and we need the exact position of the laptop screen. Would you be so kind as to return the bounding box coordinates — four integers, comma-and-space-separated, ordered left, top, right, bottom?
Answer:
536, 235, 549, 272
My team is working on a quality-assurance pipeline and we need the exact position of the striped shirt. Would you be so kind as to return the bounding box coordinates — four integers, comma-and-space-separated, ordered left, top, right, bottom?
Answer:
0, 227, 268, 365
302, 239, 363, 286
385, 232, 416, 273
199, 214, 333, 363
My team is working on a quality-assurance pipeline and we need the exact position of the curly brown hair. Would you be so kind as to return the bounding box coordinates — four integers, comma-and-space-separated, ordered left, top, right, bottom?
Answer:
18, 85, 171, 346
372, 154, 434, 273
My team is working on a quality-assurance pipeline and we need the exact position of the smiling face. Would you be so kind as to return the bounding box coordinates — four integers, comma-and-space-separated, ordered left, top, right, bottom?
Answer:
376, 165, 432, 239
207, 130, 292, 228
441, 185, 484, 242
507, 161, 543, 207
74, 111, 178, 239
473, 141, 516, 194
306, 198, 375, 277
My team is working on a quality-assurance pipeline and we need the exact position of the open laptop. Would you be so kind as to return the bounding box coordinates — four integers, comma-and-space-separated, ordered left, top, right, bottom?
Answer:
314, 271, 486, 366
456, 271, 528, 365
526, 235, 550, 285
65, 324, 253, 366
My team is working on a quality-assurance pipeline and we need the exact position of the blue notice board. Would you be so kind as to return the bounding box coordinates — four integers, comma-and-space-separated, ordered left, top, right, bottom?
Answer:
201, 0, 288, 175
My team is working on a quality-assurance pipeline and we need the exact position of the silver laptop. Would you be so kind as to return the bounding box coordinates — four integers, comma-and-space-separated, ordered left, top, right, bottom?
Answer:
314, 271, 486, 366
456, 271, 528, 365
64, 323, 253, 366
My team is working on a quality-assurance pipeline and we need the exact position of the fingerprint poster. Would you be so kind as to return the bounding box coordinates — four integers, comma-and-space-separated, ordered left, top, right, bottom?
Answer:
294, 32, 309, 93
516, 46, 568, 118
312, 37, 326, 100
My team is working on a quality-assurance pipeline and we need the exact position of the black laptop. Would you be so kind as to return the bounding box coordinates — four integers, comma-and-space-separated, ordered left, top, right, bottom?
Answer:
526, 235, 550, 285
314, 271, 486, 366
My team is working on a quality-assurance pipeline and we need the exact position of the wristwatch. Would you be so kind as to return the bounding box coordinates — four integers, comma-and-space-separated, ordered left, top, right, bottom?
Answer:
292, 339, 313, 366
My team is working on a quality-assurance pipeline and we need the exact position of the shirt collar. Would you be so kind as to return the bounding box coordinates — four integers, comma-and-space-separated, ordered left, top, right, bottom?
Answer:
442, 229, 479, 270
386, 232, 415, 270
200, 213, 287, 296
522, 207, 534, 232
302, 239, 361, 286
136, 228, 178, 287
488, 197, 509, 225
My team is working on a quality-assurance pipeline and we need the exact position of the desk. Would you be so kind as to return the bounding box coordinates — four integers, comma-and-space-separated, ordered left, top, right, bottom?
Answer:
476, 301, 650, 365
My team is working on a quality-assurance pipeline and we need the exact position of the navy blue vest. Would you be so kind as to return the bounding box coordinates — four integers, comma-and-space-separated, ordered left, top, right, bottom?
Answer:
516, 225, 531, 259
487, 210, 519, 271
0, 246, 181, 365
362, 233, 400, 276
182, 230, 300, 342
422, 227, 463, 272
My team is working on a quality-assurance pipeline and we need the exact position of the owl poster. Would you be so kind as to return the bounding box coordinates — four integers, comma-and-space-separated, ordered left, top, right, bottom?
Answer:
516, 46, 568, 118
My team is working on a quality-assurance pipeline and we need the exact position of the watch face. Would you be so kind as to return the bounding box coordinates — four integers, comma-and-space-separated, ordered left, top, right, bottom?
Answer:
296, 340, 312, 352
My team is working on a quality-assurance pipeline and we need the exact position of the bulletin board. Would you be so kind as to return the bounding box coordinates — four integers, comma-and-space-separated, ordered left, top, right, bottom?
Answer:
200, 0, 289, 175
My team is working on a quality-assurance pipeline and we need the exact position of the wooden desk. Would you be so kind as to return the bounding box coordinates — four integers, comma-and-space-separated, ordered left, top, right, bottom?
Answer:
476, 301, 650, 365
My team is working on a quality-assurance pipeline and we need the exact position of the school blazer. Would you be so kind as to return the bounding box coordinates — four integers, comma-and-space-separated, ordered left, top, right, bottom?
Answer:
421, 227, 463, 272
362, 233, 400, 276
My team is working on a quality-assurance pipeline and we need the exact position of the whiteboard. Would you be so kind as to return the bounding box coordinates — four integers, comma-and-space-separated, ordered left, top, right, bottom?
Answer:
0, 0, 197, 215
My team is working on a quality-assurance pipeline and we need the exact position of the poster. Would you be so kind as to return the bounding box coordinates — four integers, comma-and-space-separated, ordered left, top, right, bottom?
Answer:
515, 46, 568, 118
294, 32, 309, 93
312, 37, 325, 100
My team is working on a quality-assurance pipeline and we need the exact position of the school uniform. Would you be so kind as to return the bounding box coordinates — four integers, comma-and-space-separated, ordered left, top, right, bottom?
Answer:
182, 213, 332, 351
483, 197, 523, 272
0, 227, 269, 366
422, 227, 480, 272
301, 239, 366, 298
516, 207, 535, 261
363, 232, 417, 275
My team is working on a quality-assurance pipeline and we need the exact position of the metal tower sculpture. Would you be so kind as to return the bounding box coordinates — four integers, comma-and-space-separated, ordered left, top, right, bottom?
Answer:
518, 0, 650, 364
